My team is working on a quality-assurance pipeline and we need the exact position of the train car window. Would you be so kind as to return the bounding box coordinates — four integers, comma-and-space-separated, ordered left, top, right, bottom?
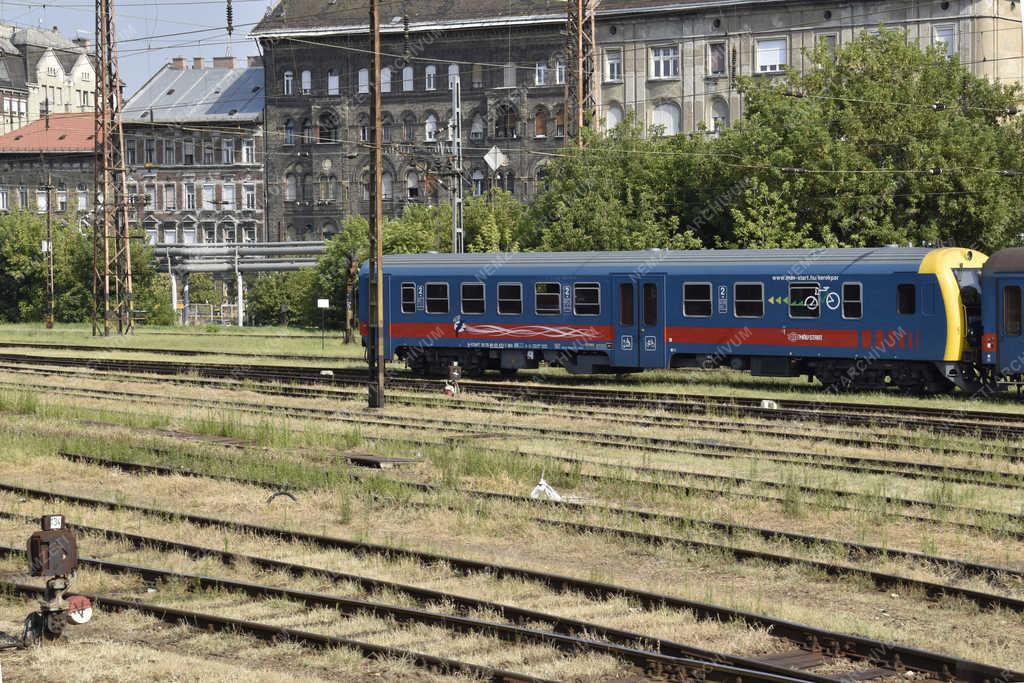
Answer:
842, 283, 862, 319
400, 282, 416, 314
1005, 286, 1022, 337
643, 283, 658, 325
535, 282, 560, 315
897, 284, 916, 315
683, 283, 711, 317
574, 283, 601, 315
789, 282, 820, 319
619, 283, 634, 325
461, 283, 485, 315
734, 283, 763, 318
425, 283, 449, 314
498, 283, 523, 315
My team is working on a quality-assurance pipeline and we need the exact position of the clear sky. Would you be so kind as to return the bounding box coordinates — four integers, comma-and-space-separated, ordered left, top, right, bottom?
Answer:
1, 0, 275, 94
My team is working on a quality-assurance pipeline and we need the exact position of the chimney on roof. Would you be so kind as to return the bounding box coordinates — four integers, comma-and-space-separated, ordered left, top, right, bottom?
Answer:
72, 37, 90, 50
51, 26, 59, 33
213, 56, 235, 69
246, 55, 263, 68
170, 57, 186, 70
192, 57, 205, 69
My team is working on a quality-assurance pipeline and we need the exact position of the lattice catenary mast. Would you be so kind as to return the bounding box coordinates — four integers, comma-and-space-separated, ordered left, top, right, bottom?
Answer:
93, 0, 134, 335
565, 0, 599, 145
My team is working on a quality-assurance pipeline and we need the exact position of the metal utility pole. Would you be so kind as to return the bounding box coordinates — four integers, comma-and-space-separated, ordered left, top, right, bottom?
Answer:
44, 173, 54, 329
565, 0, 600, 145
93, 0, 134, 335
367, 0, 386, 408
449, 73, 464, 253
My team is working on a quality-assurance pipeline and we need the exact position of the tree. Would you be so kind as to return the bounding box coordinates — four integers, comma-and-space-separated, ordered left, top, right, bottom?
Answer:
316, 216, 369, 338
246, 270, 318, 327
464, 189, 527, 251
384, 203, 451, 253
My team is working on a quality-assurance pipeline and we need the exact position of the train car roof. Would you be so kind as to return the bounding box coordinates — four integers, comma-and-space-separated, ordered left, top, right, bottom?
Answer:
376, 247, 938, 274
983, 248, 1024, 275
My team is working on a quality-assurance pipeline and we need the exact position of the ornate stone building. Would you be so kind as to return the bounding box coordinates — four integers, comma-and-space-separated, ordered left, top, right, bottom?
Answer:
254, 0, 1023, 241
122, 56, 266, 244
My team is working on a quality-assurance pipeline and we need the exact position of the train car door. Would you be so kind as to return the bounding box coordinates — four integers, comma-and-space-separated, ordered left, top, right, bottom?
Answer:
611, 275, 639, 368
638, 275, 667, 368
998, 278, 1023, 373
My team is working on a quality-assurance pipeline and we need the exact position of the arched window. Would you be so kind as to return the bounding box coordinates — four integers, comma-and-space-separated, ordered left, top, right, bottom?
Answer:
283, 70, 293, 95
380, 67, 392, 93
652, 102, 681, 136
318, 175, 338, 202
471, 169, 485, 196
381, 172, 393, 200
382, 113, 393, 143
402, 66, 414, 92
710, 98, 729, 132
534, 107, 548, 137
470, 113, 484, 141
403, 113, 417, 142
322, 222, 337, 238
327, 69, 340, 96
301, 174, 312, 201
425, 65, 437, 91
448, 64, 459, 88
357, 113, 369, 142
553, 107, 564, 138
361, 169, 370, 201
424, 113, 438, 142
300, 70, 312, 94
285, 174, 297, 201
318, 112, 338, 143
605, 103, 623, 130
406, 170, 419, 199
284, 119, 295, 145
358, 68, 369, 94
301, 119, 313, 144
494, 103, 518, 139
471, 63, 483, 88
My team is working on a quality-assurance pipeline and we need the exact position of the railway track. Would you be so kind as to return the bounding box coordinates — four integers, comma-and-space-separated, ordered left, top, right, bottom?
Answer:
0, 481, 1014, 682
1, 349, 1024, 441
57, 450, 1024, 614
3, 376, 1022, 535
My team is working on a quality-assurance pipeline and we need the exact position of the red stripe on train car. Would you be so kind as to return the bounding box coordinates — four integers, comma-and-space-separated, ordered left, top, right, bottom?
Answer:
876, 331, 884, 349
665, 327, 859, 348
389, 322, 615, 342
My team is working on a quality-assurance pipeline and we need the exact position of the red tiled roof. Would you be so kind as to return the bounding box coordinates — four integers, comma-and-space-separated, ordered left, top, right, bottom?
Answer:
0, 113, 96, 153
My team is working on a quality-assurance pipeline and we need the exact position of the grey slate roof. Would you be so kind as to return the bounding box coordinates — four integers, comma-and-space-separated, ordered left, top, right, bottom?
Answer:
124, 63, 264, 124
381, 248, 936, 270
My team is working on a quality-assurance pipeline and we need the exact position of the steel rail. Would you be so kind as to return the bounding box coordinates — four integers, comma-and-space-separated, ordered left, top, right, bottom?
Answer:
0, 480, 1015, 682
0, 545, 826, 683
57, 450, 1024, 588
0, 581, 554, 683
0, 341, 351, 363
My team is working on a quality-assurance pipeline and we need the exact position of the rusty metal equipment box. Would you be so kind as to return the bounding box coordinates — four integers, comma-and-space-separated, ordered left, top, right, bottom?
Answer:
27, 522, 78, 577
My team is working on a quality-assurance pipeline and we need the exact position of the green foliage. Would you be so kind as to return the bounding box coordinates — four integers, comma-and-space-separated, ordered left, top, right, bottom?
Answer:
384, 203, 452, 254
464, 189, 525, 252
245, 269, 319, 327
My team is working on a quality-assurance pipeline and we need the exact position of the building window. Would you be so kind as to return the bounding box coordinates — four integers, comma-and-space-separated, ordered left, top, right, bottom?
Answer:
470, 114, 485, 141
734, 283, 764, 318
573, 283, 600, 315
243, 226, 256, 242
144, 183, 155, 210
708, 42, 727, 76
283, 70, 293, 95
933, 24, 956, 58
534, 62, 547, 86
461, 282, 485, 314
554, 107, 564, 138
897, 284, 916, 315
77, 185, 87, 211
242, 138, 255, 163
472, 63, 483, 88
380, 67, 393, 93
244, 183, 256, 210
300, 69, 312, 94
710, 98, 729, 132
144, 138, 155, 164
56, 187, 67, 213
183, 140, 195, 165
182, 223, 196, 244
381, 172, 393, 200
382, 118, 393, 143
426, 283, 449, 314
425, 114, 438, 142
555, 60, 565, 85
202, 223, 216, 242
425, 65, 436, 91
318, 112, 339, 143
652, 102, 681, 136
185, 183, 196, 210
161, 223, 177, 244
163, 183, 176, 210
35, 189, 47, 213
222, 224, 236, 242
535, 282, 560, 315
201, 184, 216, 210
503, 62, 516, 88
756, 38, 788, 73
406, 170, 419, 199
222, 183, 235, 210
403, 114, 416, 142
301, 119, 313, 144
164, 140, 175, 164
605, 49, 622, 81
202, 141, 214, 164
284, 119, 295, 145
683, 283, 712, 317
327, 69, 340, 96
285, 174, 297, 201
125, 139, 137, 165
471, 170, 484, 196
818, 34, 838, 59
222, 138, 235, 164
494, 103, 518, 139
18, 187, 27, 209
358, 68, 369, 94
789, 282, 820, 319
402, 66, 414, 92
360, 123, 369, 142
498, 283, 522, 315
843, 283, 863, 320
127, 184, 137, 219
448, 64, 459, 88
534, 108, 548, 137
605, 103, 623, 130
650, 46, 679, 79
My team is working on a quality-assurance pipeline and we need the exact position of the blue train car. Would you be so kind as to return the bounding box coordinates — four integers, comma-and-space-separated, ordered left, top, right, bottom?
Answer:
981, 248, 1024, 380
359, 246, 985, 392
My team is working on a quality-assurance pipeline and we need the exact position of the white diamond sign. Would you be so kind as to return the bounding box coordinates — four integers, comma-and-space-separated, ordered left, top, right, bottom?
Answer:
483, 145, 508, 172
